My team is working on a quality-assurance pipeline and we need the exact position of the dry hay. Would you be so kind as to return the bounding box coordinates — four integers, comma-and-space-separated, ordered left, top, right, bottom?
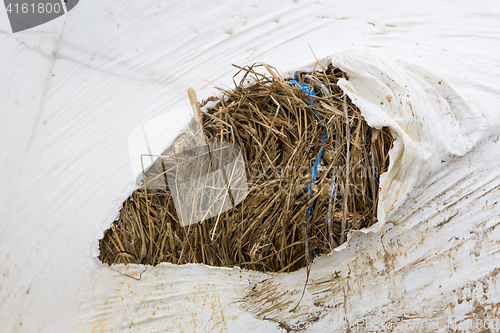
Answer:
98, 63, 393, 273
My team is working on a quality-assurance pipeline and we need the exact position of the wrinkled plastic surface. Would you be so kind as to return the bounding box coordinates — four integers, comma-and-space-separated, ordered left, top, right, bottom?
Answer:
1, 0, 500, 332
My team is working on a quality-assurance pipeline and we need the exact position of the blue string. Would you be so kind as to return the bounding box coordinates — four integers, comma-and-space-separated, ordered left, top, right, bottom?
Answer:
288, 79, 322, 120
288, 79, 328, 258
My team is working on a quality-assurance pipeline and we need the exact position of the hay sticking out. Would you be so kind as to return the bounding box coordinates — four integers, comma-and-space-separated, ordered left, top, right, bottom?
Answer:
98, 63, 393, 273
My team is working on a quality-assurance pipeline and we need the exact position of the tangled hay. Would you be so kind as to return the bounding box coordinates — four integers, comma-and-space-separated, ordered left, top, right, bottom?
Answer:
99, 63, 393, 273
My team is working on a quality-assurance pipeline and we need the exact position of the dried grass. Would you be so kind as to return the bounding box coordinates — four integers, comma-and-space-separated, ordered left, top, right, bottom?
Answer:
98, 63, 393, 272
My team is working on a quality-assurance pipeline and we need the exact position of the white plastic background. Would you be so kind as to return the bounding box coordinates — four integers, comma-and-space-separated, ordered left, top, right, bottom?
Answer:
1, 0, 500, 332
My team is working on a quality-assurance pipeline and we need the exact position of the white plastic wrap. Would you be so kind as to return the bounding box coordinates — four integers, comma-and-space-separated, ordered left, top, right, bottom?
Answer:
2, 0, 500, 332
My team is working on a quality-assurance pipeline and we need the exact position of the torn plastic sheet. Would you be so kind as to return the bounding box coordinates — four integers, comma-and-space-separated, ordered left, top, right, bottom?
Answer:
332, 52, 488, 233
2, 0, 500, 332
77, 52, 500, 332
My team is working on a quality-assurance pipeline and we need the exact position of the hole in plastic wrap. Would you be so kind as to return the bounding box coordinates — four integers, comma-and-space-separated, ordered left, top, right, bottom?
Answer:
99, 63, 393, 272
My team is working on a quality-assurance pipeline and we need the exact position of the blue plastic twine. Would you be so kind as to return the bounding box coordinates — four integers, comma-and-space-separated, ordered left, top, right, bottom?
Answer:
288, 79, 328, 258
